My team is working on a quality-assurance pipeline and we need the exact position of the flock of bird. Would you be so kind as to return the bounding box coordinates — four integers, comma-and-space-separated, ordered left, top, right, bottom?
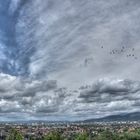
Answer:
82, 45, 138, 67
101, 46, 138, 60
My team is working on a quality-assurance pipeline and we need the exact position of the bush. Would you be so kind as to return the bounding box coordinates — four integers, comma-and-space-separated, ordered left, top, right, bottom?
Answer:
43, 131, 64, 140
122, 132, 140, 140
75, 132, 89, 140
95, 130, 120, 140
6, 129, 24, 140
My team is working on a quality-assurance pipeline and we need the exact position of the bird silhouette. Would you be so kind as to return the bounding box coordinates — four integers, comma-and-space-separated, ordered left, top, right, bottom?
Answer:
132, 48, 135, 51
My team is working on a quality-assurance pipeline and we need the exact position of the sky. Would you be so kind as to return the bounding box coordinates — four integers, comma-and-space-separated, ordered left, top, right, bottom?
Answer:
0, 0, 140, 121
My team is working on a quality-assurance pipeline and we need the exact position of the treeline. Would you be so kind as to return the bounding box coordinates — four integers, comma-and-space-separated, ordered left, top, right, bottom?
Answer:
6, 128, 140, 140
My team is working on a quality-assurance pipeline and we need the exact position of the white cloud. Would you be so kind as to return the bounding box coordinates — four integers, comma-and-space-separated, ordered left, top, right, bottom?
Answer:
0, 0, 140, 120
0, 73, 139, 120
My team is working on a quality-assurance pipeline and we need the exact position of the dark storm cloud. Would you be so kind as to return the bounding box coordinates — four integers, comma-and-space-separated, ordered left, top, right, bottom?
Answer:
21, 80, 57, 97
79, 79, 140, 102
66, 79, 140, 119
79, 79, 140, 98
37, 106, 58, 113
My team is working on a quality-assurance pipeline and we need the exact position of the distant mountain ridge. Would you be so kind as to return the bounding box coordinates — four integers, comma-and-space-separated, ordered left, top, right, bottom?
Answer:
84, 112, 140, 122
1, 112, 140, 124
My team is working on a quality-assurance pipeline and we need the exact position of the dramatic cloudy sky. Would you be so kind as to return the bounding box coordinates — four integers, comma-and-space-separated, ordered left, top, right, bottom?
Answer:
0, 0, 140, 121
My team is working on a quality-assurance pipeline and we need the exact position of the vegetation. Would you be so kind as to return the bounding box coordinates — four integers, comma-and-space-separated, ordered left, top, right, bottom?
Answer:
5, 128, 140, 140
43, 131, 64, 140
94, 129, 140, 140
6, 129, 23, 140
75, 132, 89, 140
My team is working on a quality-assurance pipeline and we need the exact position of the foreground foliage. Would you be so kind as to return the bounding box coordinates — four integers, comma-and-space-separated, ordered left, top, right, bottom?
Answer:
43, 131, 64, 140
5, 128, 140, 140
6, 129, 23, 140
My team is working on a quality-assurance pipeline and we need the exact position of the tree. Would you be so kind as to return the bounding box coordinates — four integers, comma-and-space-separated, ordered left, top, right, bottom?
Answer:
96, 130, 119, 140
122, 132, 140, 140
6, 128, 24, 140
75, 132, 89, 140
43, 131, 64, 140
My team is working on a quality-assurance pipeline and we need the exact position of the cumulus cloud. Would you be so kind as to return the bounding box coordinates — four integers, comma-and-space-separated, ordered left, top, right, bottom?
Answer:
79, 79, 140, 98
0, 73, 60, 114
0, 73, 139, 120
76, 78, 140, 118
